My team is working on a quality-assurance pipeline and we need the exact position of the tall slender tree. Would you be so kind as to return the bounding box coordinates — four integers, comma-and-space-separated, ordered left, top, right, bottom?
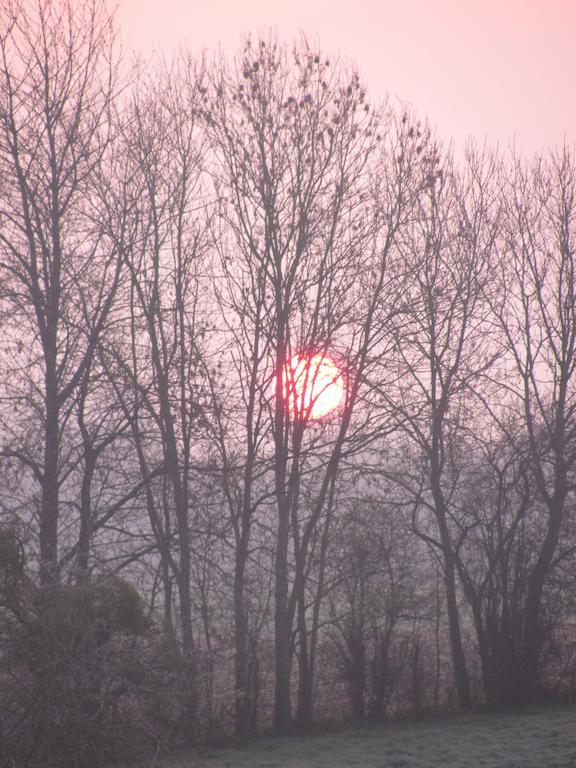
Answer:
492, 148, 576, 701
0, 0, 123, 582
208, 37, 428, 731
382, 146, 502, 708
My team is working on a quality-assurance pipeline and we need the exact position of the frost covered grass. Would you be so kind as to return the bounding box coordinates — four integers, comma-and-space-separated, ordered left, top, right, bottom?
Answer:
156, 705, 576, 768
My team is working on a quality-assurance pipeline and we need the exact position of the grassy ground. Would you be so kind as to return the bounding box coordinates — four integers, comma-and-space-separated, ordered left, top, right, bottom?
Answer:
156, 705, 576, 768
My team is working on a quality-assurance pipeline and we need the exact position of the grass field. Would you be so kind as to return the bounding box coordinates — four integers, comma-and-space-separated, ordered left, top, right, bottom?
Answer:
157, 705, 576, 768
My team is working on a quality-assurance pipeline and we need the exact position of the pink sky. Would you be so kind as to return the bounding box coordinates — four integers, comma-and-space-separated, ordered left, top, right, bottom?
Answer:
116, 0, 574, 157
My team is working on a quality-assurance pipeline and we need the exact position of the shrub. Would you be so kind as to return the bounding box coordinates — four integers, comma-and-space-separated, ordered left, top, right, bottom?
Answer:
0, 570, 154, 768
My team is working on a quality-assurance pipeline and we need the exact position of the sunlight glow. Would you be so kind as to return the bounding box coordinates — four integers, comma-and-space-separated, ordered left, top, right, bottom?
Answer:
283, 353, 344, 420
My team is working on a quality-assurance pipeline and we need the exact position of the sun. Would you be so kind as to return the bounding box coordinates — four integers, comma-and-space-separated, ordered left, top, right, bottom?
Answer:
283, 353, 344, 420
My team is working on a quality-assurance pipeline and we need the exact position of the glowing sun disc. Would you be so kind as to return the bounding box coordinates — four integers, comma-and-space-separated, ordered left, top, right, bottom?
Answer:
283, 353, 344, 420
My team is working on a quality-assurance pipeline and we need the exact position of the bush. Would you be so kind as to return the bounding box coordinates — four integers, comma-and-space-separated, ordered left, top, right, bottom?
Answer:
0, 572, 155, 768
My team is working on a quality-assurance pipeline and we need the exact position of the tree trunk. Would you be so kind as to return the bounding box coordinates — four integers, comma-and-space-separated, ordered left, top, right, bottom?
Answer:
430, 439, 471, 710
295, 591, 313, 729
273, 497, 292, 731
39, 359, 60, 584
233, 536, 254, 736
443, 553, 471, 709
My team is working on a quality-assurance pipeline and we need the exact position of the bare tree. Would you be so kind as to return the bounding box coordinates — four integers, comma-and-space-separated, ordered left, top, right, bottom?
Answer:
0, 0, 123, 582
381, 145, 502, 708
207, 37, 431, 732
489, 147, 576, 702
2, 8, 574, 743
97, 55, 213, 679
328, 492, 427, 720
445, 425, 538, 707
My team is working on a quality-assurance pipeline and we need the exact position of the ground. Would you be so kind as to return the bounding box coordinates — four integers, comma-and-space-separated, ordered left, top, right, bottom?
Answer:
155, 705, 576, 768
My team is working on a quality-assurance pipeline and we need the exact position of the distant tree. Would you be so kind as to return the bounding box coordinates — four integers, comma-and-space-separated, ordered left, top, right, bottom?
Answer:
328, 493, 427, 720
440, 424, 536, 707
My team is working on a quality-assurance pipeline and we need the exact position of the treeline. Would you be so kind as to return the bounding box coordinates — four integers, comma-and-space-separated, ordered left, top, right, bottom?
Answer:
0, 1, 575, 766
